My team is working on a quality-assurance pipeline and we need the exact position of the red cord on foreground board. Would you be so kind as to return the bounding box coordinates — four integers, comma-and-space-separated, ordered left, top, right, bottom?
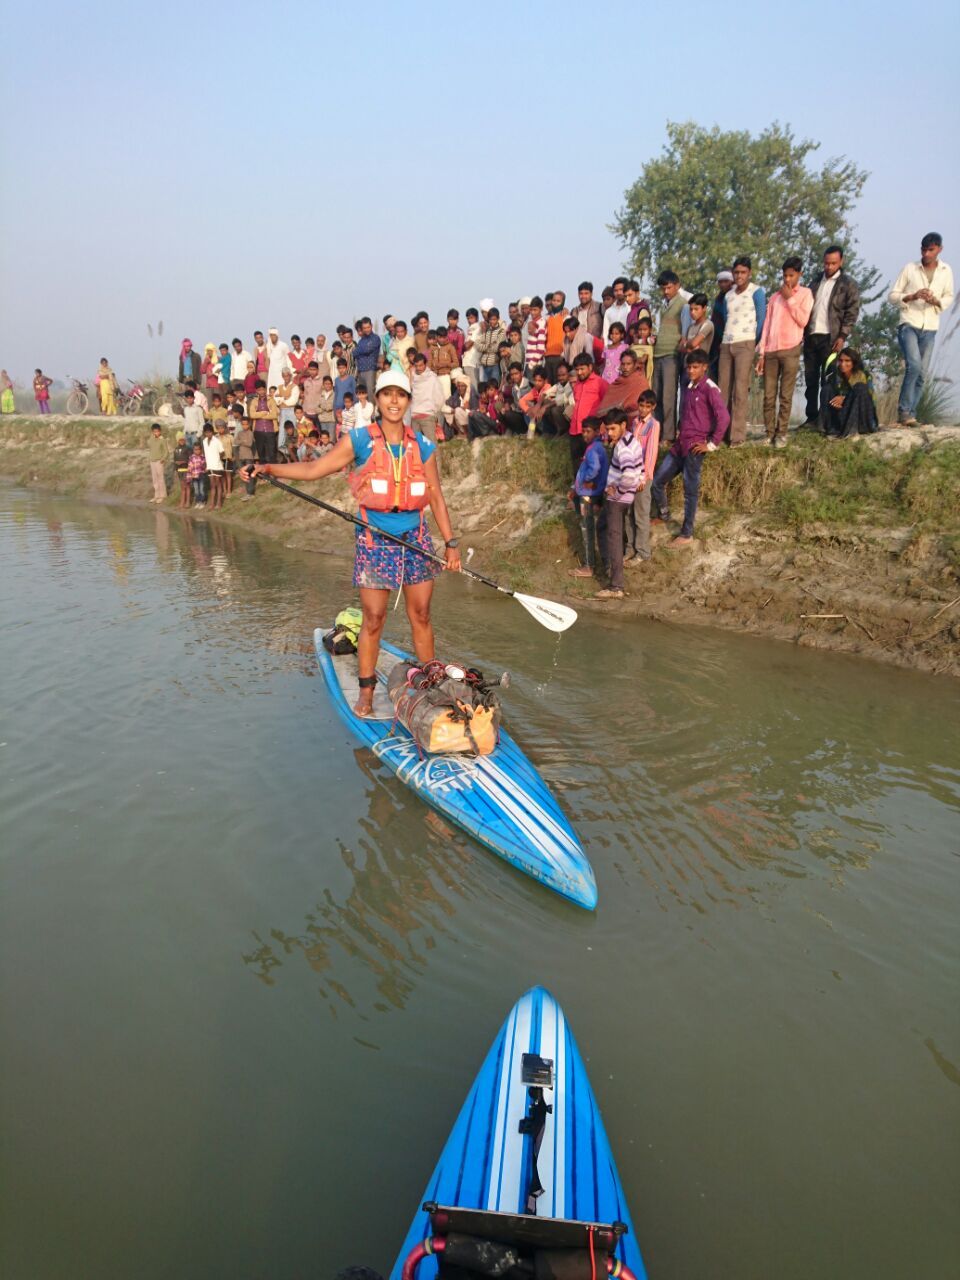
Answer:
242, 369, 460, 719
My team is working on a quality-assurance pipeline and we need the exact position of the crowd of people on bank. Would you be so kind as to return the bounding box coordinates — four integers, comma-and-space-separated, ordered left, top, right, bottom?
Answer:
13, 233, 955, 599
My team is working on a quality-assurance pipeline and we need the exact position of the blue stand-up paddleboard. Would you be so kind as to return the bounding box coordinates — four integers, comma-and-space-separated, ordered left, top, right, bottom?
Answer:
391, 986, 647, 1280
315, 629, 596, 909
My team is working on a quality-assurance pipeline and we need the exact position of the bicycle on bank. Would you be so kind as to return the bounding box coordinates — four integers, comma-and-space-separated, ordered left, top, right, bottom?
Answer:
65, 377, 91, 415
145, 382, 183, 417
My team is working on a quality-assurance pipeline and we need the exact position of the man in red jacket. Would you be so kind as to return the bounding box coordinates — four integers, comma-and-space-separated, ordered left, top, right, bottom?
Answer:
569, 353, 605, 466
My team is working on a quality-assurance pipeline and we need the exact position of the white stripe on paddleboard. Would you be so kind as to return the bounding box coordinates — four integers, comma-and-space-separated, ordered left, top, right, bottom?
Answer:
472, 765, 575, 871
553, 1002, 566, 1219
487, 994, 532, 1212
538, 994, 558, 1216
486, 1001, 517, 1211
476, 759, 582, 856
478, 759, 581, 854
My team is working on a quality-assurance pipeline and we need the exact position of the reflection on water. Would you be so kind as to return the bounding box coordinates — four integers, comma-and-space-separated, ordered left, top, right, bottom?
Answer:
2, 484, 959, 1280
243, 753, 476, 1017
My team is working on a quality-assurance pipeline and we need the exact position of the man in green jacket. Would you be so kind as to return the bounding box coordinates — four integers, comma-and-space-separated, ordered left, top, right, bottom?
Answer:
147, 423, 170, 503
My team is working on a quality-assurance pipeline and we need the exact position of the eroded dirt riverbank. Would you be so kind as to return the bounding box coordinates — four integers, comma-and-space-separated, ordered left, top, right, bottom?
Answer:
3, 414, 959, 676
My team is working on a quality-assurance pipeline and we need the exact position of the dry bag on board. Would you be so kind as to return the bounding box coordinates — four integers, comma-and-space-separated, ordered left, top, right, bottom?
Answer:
322, 607, 363, 656
386, 660, 504, 756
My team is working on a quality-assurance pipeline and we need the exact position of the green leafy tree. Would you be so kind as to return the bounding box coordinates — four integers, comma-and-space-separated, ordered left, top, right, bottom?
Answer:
612, 121, 878, 299
852, 301, 903, 387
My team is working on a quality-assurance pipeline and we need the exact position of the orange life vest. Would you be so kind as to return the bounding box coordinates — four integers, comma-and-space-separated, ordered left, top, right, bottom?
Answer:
348, 422, 430, 526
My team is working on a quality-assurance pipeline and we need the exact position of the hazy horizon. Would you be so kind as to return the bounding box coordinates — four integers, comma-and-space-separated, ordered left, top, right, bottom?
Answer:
2, 0, 958, 388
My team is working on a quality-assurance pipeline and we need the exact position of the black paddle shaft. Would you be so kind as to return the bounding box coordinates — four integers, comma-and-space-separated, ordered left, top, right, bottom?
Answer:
264, 473, 509, 596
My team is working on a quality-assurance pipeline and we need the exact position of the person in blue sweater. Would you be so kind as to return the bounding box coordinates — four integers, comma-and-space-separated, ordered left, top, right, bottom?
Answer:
567, 416, 609, 579
354, 317, 383, 398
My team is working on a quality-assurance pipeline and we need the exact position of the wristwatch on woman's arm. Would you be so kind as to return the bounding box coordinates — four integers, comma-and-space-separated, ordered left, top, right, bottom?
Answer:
445, 538, 459, 549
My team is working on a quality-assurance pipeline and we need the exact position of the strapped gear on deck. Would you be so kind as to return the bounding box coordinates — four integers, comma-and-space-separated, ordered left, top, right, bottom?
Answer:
387, 661, 504, 756
399, 1206, 637, 1280
519, 1053, 555, 1215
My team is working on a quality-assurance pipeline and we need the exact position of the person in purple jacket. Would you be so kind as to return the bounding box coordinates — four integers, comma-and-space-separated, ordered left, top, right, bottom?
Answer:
651, 349, 730, 546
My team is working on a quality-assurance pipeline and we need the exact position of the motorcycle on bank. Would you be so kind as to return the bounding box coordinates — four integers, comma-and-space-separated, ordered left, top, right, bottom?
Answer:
117, 379, 148, 415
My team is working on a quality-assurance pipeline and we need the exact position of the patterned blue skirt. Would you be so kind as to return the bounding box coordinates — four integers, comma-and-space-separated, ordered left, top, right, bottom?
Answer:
353, 522, 442, 590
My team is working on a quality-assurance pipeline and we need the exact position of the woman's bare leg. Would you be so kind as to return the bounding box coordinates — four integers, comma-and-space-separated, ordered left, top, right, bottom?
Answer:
355, 587, 389, 715
403, 579, 436, 662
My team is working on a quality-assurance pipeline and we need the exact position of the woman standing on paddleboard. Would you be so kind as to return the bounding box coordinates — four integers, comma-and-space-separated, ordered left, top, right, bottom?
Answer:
243, 368, 461, 716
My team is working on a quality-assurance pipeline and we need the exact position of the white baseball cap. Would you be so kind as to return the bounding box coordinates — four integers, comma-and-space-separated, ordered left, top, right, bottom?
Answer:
375, 368, 411, 395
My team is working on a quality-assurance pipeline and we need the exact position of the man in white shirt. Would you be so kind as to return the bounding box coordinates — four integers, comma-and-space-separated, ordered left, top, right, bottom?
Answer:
602, 277, 631, 341
409, 351, 445, 441
230, 338, 253, 389
266, 328, 291, 389
200, 422, 226, 509
888, 232, 954, 426
462, 307, 482, 395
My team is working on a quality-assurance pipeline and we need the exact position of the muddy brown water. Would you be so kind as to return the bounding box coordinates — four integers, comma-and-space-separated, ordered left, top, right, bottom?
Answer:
1, 484, 958, 1279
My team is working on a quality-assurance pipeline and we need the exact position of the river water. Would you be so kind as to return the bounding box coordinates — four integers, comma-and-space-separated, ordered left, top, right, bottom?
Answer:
1, 484, 957, 1279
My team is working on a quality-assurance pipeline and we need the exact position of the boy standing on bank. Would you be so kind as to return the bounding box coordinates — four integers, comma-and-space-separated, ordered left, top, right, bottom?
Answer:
567, 417, 609, 580
147, 423, 169, 503
651, 350, 729, 546
626, 389, 660, 562
597, 409, 645, 599
756, 256, 813, 446
173, 433, 192, 507
201, 422, 226, 509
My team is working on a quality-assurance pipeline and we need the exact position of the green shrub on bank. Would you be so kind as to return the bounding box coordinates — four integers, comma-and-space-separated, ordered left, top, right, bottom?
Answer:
901, 443, 960, 523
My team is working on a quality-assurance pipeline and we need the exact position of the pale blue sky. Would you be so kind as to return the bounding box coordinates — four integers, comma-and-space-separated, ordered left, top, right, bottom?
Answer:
2, 0, 958, 385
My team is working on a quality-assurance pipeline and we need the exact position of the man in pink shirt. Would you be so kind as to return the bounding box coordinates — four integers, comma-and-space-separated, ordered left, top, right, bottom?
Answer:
756, 256, 814, 446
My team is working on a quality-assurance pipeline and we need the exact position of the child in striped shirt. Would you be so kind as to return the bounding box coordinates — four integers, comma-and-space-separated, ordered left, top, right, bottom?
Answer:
523, 297, 547, 377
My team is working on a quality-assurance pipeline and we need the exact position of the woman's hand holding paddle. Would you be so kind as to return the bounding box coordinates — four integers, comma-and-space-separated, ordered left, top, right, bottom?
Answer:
265, 474, 577, 632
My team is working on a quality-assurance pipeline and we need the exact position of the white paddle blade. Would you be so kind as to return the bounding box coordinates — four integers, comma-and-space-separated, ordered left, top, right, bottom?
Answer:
514, 593, 578, 633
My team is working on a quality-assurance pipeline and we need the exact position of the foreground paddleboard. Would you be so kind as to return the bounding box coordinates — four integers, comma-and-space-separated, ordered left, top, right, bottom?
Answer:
391, 986, 647, 1279
314, 629, 596, 909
